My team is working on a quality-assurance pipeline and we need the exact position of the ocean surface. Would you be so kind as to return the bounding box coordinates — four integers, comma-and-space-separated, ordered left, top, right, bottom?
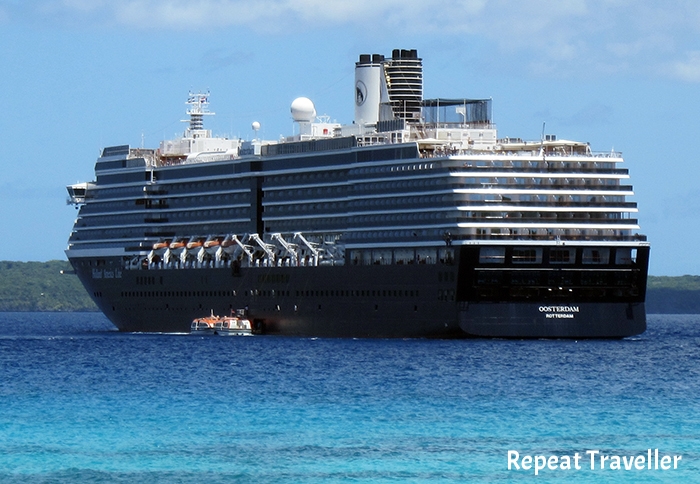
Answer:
0, 313, 698, 483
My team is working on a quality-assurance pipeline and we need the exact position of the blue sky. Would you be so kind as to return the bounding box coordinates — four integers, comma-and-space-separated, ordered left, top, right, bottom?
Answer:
1, 0, 699, 275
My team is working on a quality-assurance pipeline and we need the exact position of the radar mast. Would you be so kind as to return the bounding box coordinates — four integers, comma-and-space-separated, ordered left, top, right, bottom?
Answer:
183, 91, 214, 138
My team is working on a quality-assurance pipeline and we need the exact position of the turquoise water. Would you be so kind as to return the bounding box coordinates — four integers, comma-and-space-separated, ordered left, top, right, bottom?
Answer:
0, 313, 698, 482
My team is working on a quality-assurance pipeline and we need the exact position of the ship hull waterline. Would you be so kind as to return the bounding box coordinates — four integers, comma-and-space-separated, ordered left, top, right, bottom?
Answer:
74, 260, 646, 339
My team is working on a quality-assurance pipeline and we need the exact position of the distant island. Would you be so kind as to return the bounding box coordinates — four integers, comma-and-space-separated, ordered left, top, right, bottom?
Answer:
0, 261, 96, 312
646, 275, 700, 314
0, 260, 698, 313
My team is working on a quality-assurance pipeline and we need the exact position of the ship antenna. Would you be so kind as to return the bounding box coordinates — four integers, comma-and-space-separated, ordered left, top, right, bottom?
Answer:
539, 121, 546, 158
183, 91, 214, 137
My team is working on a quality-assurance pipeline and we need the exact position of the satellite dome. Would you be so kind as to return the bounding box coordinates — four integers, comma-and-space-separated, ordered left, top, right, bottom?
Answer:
291, 97, 316, 122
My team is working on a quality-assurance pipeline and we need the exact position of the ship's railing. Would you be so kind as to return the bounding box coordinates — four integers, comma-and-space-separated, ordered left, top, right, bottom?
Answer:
183, 153, 236, 164
580, 151, 623, 158
348, 247, 456, 266
423, 121, 494, 130
445, 149, 623, 158
356, 135, 390, 147
447, 233, 648, 242
128, 148, 158, 167
413, 143, 623, 159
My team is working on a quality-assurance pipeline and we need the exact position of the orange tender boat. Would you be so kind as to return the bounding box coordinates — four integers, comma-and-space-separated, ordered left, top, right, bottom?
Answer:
191, 310, 253, 336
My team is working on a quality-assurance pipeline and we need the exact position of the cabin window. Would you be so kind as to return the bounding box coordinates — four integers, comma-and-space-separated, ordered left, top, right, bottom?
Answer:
417, 248, 437, 265
438, 249, 454, 265
372, 250, 391, 265
395, 249, 415, 265
479, 247, 505, 264
549, 248, 575, 264
582, 248, 610, 265
615, 248, 638, 265
512, 248, 542, 264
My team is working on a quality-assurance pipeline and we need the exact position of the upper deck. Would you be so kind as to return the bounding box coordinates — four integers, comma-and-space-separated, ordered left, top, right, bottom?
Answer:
66, 49, 647, 260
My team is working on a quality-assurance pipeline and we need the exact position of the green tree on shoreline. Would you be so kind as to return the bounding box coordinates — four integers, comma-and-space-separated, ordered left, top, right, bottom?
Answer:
0, 261, 97, 311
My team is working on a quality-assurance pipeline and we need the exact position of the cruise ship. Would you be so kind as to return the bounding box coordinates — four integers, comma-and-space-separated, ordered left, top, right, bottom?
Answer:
66, 49, 649, 338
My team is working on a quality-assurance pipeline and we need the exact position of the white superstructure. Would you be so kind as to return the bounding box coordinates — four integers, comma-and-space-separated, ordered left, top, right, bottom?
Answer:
159, 92, 240, 161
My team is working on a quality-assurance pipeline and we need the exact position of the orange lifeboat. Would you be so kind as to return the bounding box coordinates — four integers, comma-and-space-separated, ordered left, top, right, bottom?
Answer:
187, 239, 204, 250
170, 239, 187, 250
204, 237, 222, 248
190, 311, 218, 333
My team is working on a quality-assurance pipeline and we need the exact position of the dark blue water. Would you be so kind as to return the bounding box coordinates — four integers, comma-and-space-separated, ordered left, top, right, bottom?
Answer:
0, 313, 698, 483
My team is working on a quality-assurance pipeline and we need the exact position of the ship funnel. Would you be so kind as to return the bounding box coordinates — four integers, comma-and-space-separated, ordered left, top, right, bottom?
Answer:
383, 49, 422, 122
355, 50, 423, 125
354, 53, 384, 126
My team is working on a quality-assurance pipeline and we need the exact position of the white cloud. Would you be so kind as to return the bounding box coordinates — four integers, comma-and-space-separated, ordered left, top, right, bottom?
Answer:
21, 0, 700, 82
84, 0, 397, 30
668, 51, 700, 82
45, 0, 489, 31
